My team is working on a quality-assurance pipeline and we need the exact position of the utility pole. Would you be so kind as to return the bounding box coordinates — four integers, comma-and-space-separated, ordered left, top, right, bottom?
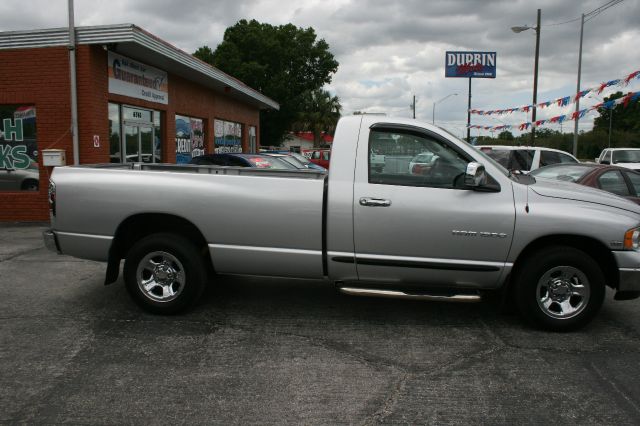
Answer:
410, 95, 416, 119
572, 13, 585, 157
531, 9, 541, 146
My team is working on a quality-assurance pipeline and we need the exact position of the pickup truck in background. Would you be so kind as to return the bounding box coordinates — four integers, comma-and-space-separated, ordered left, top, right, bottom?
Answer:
44, 115, 640, 331
596, 148, 640, 171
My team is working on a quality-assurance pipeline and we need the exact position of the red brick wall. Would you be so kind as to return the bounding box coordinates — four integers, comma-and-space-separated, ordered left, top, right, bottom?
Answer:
0, 44, 262, 221
0, 46, 70, 221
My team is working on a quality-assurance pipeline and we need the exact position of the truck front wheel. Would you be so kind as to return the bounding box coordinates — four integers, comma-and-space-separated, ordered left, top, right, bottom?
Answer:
123, 233, 206, 314
514, 246, 605, 331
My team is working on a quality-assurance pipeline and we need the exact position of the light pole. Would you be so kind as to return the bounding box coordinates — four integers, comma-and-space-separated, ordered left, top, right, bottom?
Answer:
608, 107, 613, 148
432, 93, 458, 125
512, 8, 541, 146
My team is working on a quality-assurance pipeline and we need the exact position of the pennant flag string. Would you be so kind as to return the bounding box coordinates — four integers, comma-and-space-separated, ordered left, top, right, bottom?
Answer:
467, 91, 639, 132
469, 69, 640, 116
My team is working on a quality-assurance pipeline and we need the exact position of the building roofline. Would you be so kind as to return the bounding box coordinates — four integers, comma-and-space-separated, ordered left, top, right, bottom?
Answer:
0, 24, 279, 110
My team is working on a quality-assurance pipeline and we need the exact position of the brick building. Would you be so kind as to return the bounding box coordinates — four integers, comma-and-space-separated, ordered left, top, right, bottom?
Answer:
0, 24, 278, 221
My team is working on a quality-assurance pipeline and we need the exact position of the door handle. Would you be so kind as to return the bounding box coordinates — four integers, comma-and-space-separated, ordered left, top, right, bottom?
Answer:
359, 197, 392, 207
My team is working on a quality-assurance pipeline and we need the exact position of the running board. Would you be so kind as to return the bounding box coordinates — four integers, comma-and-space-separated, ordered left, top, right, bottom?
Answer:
338, 287, 482, 303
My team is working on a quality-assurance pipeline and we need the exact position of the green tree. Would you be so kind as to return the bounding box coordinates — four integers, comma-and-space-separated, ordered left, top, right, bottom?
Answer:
593, 91, 640, 133
193, 45, 215, 64
295, 89, 342, 147
498, 130, 514, 140
196, 19, 339, 145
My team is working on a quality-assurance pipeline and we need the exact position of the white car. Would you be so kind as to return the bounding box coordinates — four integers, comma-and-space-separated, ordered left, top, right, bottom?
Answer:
596, 148, 640, 171
476, 145, 578, 173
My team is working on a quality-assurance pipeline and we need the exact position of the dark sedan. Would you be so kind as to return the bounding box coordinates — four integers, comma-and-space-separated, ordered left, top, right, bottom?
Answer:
531, 163, 640, 204
189, 153, 297, 169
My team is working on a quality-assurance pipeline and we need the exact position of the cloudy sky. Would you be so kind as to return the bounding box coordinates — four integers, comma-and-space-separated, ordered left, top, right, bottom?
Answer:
0, 0, 638, 138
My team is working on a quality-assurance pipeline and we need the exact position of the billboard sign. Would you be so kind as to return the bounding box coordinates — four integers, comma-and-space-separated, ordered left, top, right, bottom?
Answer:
445, 51, 496, 78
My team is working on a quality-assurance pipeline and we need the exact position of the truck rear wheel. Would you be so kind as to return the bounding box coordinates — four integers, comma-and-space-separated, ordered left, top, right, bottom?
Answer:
123, 233, 206, 314
514, 246, 605, 331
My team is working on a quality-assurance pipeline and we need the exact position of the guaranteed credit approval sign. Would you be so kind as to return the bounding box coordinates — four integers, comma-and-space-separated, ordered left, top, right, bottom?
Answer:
445, 51, 496, 78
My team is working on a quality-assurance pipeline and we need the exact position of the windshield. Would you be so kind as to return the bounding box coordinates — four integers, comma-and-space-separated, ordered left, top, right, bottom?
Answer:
613, 150, 640, 163
246, 156, 295, 169
288, 152, 312, 165
530, 165, 591, 182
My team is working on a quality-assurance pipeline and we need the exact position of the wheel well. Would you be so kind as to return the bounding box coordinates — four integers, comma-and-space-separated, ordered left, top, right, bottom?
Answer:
511, 235, 619, 289
105, 213, 213, 284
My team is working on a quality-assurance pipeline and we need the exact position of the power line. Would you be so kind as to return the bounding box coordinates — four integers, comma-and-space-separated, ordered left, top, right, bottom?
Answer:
541, 0, 624, 27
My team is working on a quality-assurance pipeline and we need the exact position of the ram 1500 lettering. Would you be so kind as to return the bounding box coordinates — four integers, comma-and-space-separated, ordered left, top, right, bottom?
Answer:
44, 115, 640, 331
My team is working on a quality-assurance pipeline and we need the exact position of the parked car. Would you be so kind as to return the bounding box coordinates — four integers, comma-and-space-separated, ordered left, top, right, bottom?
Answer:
302, 148, 331, 169
531, 163, 640, 205
0, 160, 39, 191
189, 153, 297, 169
261, 151, 327, 172
476, 146, 578, 173
596, 148, 640, 171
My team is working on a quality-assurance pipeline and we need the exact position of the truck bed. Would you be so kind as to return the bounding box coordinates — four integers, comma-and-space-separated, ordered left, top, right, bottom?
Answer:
52, 163, 327, 279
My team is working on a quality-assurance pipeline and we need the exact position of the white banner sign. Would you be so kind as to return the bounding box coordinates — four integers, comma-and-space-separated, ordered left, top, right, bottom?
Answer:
108, 52, 168, 104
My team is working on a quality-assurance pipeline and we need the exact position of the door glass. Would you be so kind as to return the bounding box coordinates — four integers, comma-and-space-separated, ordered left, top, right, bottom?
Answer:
140, 126, 153, 163
125, 125, 139, 163
598, 170, 630, 196
625, 172, 640, 195
369, 128, 469, 188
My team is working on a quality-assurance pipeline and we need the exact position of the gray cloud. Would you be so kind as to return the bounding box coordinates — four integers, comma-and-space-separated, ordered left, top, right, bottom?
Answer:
0, 0, 638, 133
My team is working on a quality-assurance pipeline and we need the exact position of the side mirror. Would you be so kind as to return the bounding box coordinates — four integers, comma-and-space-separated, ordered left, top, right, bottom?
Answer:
465, 162, 487, 188
594, 157, 600, 163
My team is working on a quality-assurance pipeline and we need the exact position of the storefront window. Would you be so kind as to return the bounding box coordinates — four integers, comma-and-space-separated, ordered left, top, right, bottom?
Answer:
0, 105, 39, 191
214, 119, 242, 153
175, 115, 205, 164
109, 103, 121, 163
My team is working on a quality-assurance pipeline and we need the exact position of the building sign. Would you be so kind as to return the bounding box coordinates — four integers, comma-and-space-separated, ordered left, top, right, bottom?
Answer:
214, 119, 242, 153
445, 51, 497, 78
0, 105, 39, 191
108, 51, 169, 104
175, 115, 205, 164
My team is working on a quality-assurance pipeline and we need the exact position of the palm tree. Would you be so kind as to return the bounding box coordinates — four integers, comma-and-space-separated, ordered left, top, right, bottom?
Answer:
296, 89, 342, 147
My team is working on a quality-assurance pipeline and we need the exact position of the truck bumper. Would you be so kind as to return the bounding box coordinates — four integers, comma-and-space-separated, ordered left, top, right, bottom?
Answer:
43, 229, 61, 254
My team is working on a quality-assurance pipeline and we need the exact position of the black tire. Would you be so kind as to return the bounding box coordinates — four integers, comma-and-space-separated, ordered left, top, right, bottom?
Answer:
123, 233, 206, 314
514, 246, 605, 331
21, 179, 39, 191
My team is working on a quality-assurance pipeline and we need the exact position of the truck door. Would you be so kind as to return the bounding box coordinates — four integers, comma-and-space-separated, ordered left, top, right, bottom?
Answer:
351, 124, 515, 289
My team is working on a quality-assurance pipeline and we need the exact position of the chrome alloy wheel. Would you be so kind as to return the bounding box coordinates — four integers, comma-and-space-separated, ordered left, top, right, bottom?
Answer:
136, 251, 186, 303
536, 266, 590, 320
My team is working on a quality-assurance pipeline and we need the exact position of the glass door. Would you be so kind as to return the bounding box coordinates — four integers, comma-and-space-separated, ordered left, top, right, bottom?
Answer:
124, 124, 154, 163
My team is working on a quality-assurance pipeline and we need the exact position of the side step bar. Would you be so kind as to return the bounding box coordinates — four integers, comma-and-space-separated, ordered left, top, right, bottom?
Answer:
338, 287, 482, 303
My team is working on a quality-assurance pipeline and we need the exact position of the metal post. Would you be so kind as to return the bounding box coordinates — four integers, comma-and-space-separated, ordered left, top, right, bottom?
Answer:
608, 108, 613, 148
432, 102, 435, 125
466, 78, 471, 142
412, 95, 416, 119
68, 0, 80, 165
531, 9, 541, 146
572, 13, 585, 158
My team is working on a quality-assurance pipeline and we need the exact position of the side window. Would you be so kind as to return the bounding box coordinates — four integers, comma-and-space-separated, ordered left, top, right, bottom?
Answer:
558, 153, 577, 164
227, 157, 246, 166
539, 150, 562, 167
598, 171, 630, 196
510, 149, 535, 171
311, 151, 320, 160
624, 172, 640, 195
368, 128, 469, 189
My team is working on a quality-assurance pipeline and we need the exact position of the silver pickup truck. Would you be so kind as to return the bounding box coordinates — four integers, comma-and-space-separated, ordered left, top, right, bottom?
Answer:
44, 115, 640, 331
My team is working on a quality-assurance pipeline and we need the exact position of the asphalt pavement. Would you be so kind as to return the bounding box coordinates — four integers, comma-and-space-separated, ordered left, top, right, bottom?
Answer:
2, 223, 640, 425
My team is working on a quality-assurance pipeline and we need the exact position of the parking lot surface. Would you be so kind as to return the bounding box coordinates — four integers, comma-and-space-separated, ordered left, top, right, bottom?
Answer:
2, 223, 640, 424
